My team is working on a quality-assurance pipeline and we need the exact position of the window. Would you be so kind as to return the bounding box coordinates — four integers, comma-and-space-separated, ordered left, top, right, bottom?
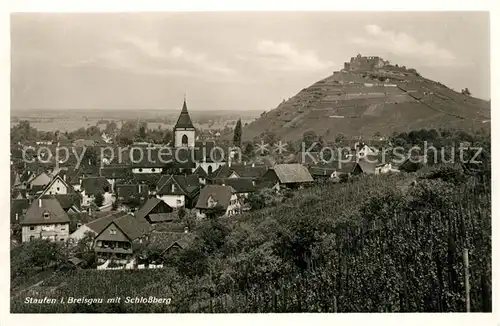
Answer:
207, 166, 213, 174
43, 212, 50, 219
182, 134, 188, 145
60, 238, 65, 242
61, 227, 65, 231
29, 226, 35, 231
171, 184, 176, 192
151, 168, 155, 172
176, 199, 182, 205
110, 228, 117, 235
96, 241, 102, 247
30, 236, 35, 241
138, 168, 143, 173
56, 187, 60, 191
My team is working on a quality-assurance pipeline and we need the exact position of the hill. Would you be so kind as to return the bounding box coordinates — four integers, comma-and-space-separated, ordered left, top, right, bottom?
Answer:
243, 55, 490, 141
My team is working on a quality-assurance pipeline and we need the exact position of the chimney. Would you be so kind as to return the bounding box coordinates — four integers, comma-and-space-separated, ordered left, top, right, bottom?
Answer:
15, 213, 19, 221
228, 160, 231, 168
252, 163, 255, 168
38, 199, 42, 208
63, 174, 66, 182
244, 161, 247, 166
184, 227, 189, 233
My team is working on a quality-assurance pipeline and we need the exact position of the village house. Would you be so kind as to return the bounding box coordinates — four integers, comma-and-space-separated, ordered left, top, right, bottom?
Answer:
115, 183, 149, 211
94, 214, 152, 265
195, 185, 241, 219
140, 231, 195, 265
69, 211, 128, 242
99, 165, 131, 192
37, 174, 71, 197
20, 198, 70, 243
213, 178, 256, 198
259, 164, 314, 191
155, 174, 200, 209
80, 177, 112, 208
134, 197, 175, 224
40, 194, 82, 214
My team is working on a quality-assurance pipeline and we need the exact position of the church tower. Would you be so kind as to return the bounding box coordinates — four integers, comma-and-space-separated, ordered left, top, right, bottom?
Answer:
173, 99, 195, 147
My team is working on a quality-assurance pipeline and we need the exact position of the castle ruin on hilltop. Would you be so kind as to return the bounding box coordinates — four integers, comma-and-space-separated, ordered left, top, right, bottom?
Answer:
343, 54, 390, 71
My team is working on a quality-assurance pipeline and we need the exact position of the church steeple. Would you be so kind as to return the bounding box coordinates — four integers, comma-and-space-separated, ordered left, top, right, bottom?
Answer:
174, 98, 195, 129
173, 97, 196, 148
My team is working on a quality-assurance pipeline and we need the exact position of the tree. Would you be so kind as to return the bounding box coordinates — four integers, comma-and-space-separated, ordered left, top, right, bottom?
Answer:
178, 207, 186, 220
205, 203, 227, 220
83, 146, 99, 166
303, 130, 318, 149
244, 142, 254, 157
74, 231, 97, 268
94, 193, 104, 207
138, 125, 147, 141
233, 119, 242, 148
335, 133, 347, 145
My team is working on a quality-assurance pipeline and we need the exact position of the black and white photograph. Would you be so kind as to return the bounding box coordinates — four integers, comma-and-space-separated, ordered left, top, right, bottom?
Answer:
7, 9, 492, 315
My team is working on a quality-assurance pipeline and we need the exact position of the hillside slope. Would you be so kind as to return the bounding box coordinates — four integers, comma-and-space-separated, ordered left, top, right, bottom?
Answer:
243, 55, 490, 141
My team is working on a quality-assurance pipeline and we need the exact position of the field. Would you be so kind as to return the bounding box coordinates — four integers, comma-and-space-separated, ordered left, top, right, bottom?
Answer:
10, 109, 260, 132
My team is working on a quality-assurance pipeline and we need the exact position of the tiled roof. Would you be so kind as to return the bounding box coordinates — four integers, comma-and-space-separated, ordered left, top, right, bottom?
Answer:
156, 174, 200, 196
21, 198, 70, 225
214, 178, 256, 193
115, 184, 148, 202
85, 211, 128, 234
195, 185, 235, 210
100, 165, 131, 179
147, 231, 196, 253
81, 177, 110, 196
174, 100, 195, 129
113, 214, 151, 240
272, 164, 314, 184
134, 197, 172, 221
40, 193, 82, 211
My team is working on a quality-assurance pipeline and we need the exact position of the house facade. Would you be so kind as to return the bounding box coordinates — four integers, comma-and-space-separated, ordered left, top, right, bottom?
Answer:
20, 198, 70, 242
195, 185, 241, 219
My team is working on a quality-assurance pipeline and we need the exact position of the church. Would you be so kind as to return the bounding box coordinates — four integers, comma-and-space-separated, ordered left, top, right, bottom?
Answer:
173, 99, 196, 148
172, 99, 227, 175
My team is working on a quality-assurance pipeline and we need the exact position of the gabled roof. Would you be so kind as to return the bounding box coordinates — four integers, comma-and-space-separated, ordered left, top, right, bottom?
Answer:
157, 174, 200, 196
229, 164, 268, 179
112, 214, 151, 240
134, 197, 173, 221
11, 198, 30, 223
147, 231, 196, 254
195, 185, 235, 210
40, 193, 82, 211
84, 211, 128, 234
81, 177, 110, 196
272, 164, 314, 184
37, 175, 72, 198
192, 165, 208, 177
357, 161, 376, 174
174, 99, 195, 129
116, 183, 149, 201
21, 198, 70, 225
210, 165, 235, 179
214, 178, 256, 193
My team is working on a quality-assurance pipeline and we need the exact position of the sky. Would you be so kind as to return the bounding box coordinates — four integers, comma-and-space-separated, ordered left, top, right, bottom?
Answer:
10, 12, 490, 112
